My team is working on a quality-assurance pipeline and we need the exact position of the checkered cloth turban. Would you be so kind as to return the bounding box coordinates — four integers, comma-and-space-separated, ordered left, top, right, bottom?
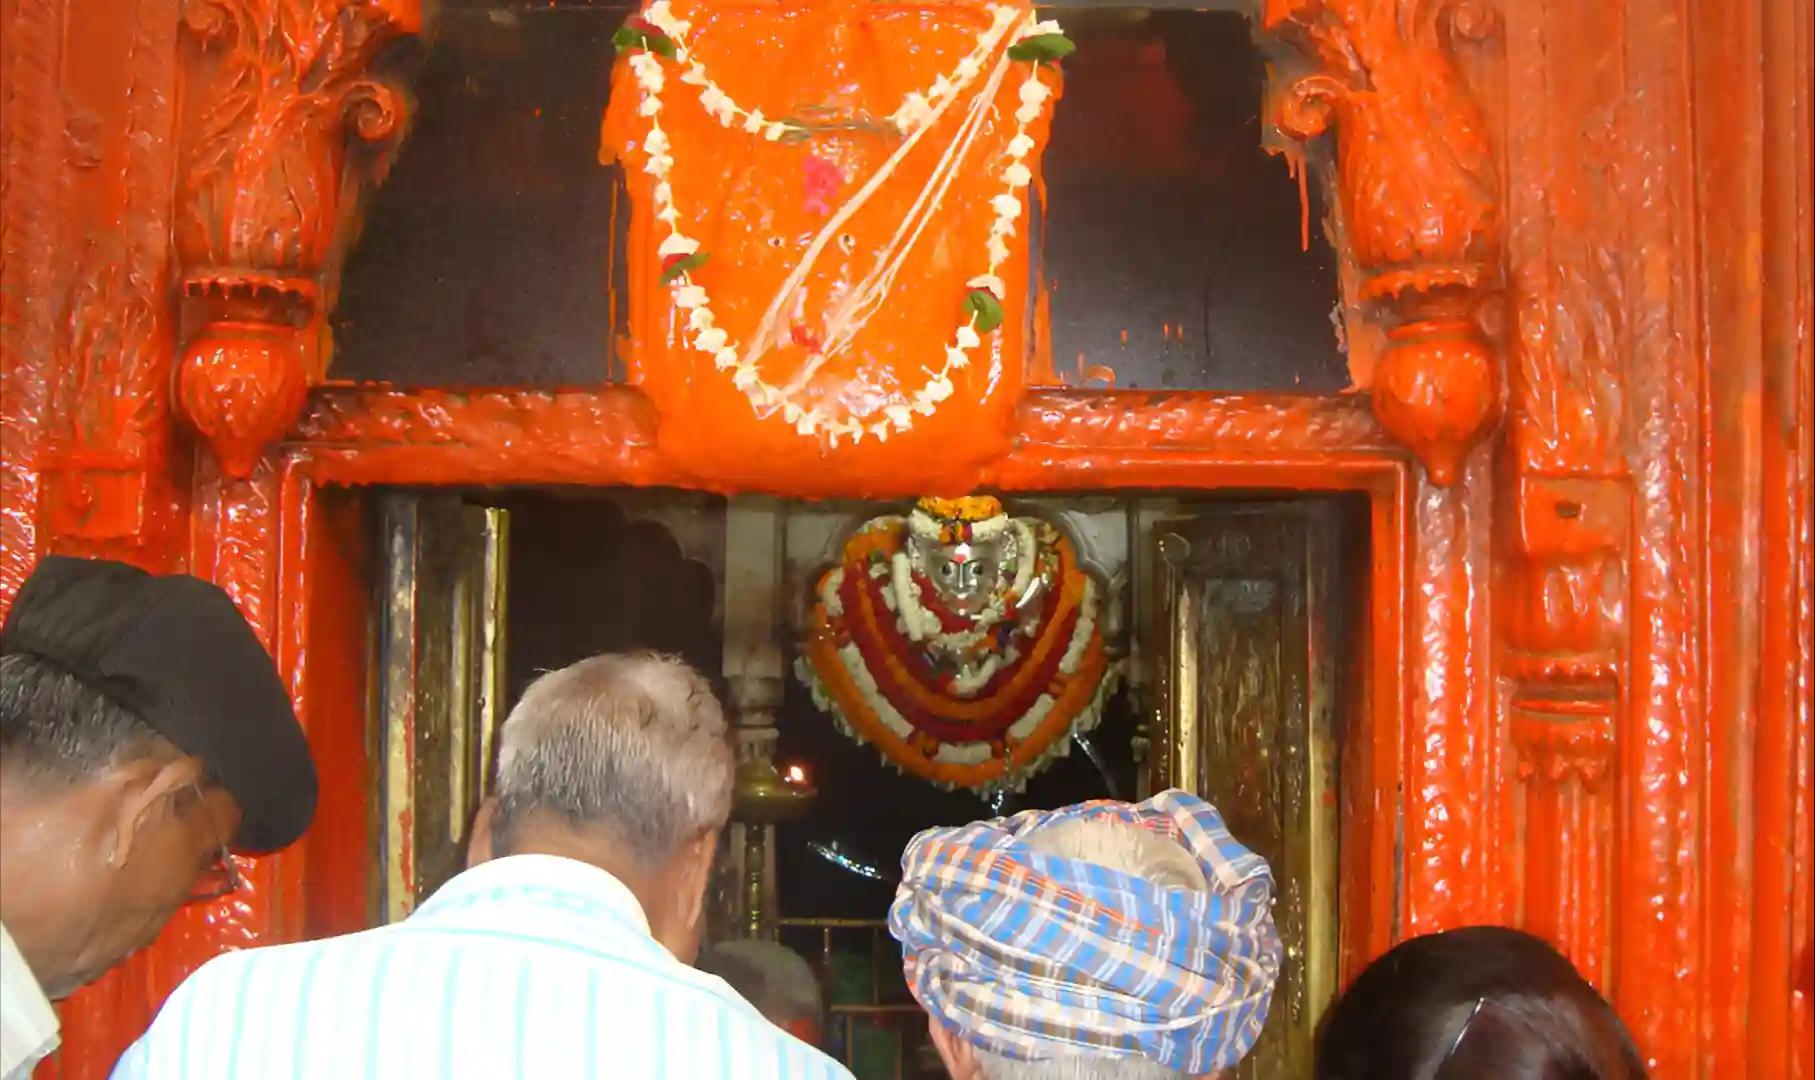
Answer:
888, 791, 1281, 1074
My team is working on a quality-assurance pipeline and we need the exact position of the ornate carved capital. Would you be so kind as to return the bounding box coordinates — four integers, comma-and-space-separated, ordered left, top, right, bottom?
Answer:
173, 0, 422, 477
1263, 0, 1504, 484
1512, 698, 1615, 790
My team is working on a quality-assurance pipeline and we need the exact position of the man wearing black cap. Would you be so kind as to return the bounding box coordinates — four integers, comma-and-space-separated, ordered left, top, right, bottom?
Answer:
0, 556, 318, 1079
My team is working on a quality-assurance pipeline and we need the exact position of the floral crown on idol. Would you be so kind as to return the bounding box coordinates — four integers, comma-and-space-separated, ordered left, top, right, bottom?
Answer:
910, 495, 1010, 545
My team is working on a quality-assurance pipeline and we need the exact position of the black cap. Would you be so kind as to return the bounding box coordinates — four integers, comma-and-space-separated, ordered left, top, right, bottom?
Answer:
1, 556, 318, 852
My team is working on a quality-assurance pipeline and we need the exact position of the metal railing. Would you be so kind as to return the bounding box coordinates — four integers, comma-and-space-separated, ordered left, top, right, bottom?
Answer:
778, 917, 928, 1080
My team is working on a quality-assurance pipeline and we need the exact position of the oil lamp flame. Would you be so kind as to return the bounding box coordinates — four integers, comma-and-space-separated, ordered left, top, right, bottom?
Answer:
785, 764, 807, 786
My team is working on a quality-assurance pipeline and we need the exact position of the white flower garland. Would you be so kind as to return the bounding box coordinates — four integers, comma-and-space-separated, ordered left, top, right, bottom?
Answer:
624, 4, 1062, 444
1008, 519, 1038, 600
639, 1, 1041, 139
890, 549, 935, 641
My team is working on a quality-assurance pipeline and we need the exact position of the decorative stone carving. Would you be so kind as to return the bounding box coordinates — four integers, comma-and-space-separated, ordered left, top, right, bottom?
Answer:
34, 0, 188, 551
1512, 702, 1615, 788
176, 316, 313, 480
1503, 474, 1626, 686
10, 0, 1804, 1072
173, 0, 422, 477
1263, 0, 1504, 485
1492, 0, 1631, 991
1510, 698, 1614, 986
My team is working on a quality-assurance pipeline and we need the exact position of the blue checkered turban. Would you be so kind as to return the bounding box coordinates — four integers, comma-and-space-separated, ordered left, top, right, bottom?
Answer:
887, 791, 1281, 1074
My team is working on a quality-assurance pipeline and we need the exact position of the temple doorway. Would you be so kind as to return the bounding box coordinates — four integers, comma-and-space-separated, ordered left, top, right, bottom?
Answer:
366, 487, 1366, 1078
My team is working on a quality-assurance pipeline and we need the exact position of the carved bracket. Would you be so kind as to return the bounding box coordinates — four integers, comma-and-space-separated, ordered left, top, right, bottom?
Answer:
1503, 473, 1626, 685
173, 0, 422, 478
1262, 0, 1504, 484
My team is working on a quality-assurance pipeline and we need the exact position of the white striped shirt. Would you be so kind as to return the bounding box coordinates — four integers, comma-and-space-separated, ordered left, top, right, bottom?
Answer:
1, 921, 59, 1080
111, 855, 854, 1080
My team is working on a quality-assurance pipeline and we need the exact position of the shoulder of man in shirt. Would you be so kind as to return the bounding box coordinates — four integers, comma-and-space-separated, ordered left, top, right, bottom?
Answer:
111, 876, 852, 1080
118, 653, 854, 1079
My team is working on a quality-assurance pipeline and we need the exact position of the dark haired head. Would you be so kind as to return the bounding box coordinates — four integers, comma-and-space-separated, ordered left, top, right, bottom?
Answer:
0, 653, 169, 779
1316, 926, 1647, 1080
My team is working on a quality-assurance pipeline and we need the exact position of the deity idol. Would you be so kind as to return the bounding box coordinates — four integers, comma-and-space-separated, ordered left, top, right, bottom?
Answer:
797, 496, 1116, 791
898, 496, 1045, 693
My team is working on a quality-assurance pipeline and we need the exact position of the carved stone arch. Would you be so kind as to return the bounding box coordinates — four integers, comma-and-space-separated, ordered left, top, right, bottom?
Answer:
500, 492, 723, 692
1258, 0, 1504, 484
597, 489, 729, 630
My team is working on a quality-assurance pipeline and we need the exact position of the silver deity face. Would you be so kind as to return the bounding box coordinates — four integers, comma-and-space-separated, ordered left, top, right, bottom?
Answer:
917, 536, 1008, 617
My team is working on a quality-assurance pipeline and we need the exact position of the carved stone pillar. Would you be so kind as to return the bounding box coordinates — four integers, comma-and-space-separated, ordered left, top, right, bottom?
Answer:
728, 674, 786, 939
173, 0, 422, 478
1262, 0, 1504, 485
1494, 0, 1629, 984
1510, 699, 1614, 985
723, 497, 813, 939
32, 0, 189, 556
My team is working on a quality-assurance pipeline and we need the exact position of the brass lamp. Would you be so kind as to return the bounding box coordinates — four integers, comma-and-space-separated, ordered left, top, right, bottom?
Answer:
732, 756, 818, 824
731, 757, 816, 938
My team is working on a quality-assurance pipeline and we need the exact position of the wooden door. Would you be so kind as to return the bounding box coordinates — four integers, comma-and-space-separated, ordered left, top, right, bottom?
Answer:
1149, 501, 1344, 1079
374, 492, 510, 920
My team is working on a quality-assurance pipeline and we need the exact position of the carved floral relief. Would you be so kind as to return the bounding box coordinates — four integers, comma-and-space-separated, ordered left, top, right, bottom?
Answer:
1263, 0, 1505, 484
173, 0, 422, 478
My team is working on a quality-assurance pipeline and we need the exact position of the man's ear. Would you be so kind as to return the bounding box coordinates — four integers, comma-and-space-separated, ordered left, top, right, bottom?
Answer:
466, 797, 499, 868
107, 755, 203, 868
927, 1017, 983, 1080
676, 826, 720, 928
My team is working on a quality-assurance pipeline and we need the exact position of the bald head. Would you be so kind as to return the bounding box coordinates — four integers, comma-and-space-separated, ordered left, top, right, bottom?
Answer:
491, 651, 733, 867
698, 939, 825, 1046
1025, 819, 1208, 892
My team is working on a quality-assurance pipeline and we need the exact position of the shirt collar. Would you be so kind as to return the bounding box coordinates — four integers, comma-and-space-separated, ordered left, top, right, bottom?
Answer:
415, 853, 653, 937
0, 920, 59, 1080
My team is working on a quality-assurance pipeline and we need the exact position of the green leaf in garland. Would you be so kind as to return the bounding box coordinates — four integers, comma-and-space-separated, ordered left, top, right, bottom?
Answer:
964, 288, 1005, 334
613, 24, 677, 59
612, 24, 644, 51
661, 251, 710, 285
1007, 33, 1076, 64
